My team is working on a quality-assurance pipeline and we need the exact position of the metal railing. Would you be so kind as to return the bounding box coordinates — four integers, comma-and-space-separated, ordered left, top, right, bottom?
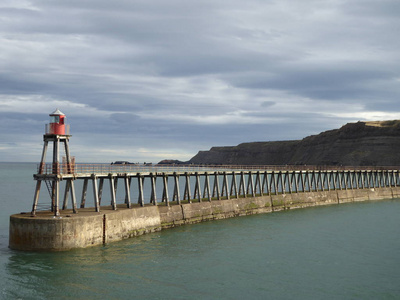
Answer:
36, 163, 400, 175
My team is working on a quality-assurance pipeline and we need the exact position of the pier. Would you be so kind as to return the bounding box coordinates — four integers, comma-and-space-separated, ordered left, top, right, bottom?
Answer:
32, 163, 400, 215
8, 110, 400, 251
10, 162, 400, 251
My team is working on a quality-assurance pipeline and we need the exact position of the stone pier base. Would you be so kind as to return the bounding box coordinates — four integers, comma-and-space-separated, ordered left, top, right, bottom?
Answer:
9, 187, 399, 251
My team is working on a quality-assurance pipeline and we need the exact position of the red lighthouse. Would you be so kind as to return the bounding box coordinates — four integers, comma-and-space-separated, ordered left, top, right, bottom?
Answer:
47, 108, 67, 135
32, 109, 75, 216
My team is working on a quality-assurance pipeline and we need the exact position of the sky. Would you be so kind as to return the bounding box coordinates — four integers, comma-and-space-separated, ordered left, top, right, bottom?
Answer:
1, 0, 400, 163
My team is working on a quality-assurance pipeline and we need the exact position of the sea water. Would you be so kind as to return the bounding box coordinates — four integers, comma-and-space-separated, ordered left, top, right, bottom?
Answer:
0, 163, 399, 299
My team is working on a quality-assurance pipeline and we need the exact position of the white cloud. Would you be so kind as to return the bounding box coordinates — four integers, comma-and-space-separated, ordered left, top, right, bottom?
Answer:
0, 95, 113, 117
329, 111, 400, 121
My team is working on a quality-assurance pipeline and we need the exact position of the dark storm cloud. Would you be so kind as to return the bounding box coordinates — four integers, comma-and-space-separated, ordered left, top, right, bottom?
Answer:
261, 101, 275, 108
0, 0, 400, 162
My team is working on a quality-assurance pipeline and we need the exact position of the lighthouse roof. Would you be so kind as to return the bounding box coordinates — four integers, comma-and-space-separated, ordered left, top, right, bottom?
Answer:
50, 108, 65, 116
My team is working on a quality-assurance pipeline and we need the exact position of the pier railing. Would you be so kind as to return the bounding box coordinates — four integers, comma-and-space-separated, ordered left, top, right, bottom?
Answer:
37, 163, 400, 175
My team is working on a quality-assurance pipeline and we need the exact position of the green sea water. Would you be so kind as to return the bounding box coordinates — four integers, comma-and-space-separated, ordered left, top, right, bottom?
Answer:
1, 163, 399, 299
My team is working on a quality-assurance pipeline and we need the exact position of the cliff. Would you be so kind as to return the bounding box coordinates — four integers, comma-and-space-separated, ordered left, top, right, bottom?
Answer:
188, 120, 400, 166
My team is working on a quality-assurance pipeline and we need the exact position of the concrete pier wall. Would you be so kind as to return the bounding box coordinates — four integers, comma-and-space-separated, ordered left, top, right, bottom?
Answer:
9, 186, 399, 251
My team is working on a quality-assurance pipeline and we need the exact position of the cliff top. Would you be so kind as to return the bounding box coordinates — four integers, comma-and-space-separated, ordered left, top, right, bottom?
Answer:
364, 120, 400, 127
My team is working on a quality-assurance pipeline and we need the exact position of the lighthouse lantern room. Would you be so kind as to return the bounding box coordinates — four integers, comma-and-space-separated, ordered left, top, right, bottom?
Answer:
47, 108, 67, 135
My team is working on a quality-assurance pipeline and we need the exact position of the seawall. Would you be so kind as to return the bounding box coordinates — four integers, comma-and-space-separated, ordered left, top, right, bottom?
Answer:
9, 186, 400, 251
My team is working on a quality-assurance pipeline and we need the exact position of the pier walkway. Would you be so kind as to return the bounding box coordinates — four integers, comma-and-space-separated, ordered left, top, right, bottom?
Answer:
32, 163, 400, 216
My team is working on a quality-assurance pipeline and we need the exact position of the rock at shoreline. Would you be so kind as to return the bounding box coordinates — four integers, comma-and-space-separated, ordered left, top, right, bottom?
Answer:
157, 159, 187, 165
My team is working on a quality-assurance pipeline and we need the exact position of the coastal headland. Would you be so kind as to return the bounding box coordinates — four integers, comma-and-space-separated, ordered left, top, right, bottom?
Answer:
185, 121, 400, 166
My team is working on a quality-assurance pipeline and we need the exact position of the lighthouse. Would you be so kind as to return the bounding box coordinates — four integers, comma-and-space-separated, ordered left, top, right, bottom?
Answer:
32, 109, 77, 216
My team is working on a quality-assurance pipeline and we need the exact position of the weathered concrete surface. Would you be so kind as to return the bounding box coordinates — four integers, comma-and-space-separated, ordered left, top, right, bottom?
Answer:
9, 187, 400, 251
158, 205, 184, 227
392, 187, 400, 198
104, 206, 162, 244
287, 191, 339, 209
367, 187, 393, 200
9, 213, 103, 251
351, 189, 371, 202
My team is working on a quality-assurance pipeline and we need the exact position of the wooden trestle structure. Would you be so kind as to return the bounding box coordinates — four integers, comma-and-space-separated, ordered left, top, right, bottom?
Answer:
31, 163, 400, 217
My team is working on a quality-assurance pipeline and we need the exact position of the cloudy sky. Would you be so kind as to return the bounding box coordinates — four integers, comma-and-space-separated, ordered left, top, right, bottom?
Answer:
1, 0, 400, 163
